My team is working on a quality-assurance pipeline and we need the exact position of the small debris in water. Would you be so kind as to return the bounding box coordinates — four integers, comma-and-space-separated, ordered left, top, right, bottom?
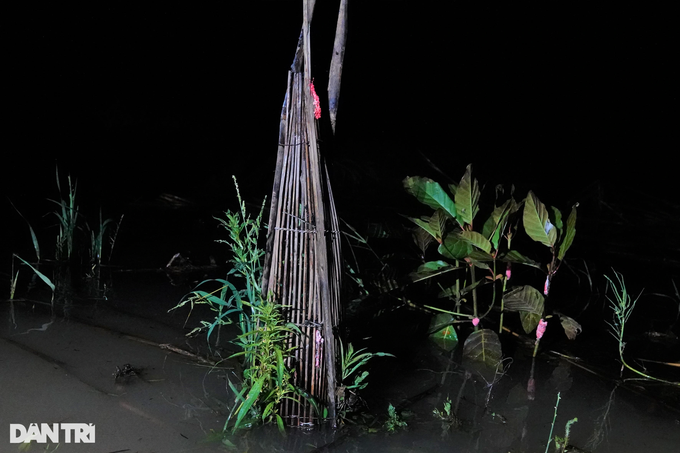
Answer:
113, 363, 139, 382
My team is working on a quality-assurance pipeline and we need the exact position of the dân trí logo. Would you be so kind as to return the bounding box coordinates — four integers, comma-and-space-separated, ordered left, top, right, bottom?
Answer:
10, 423, 95, 443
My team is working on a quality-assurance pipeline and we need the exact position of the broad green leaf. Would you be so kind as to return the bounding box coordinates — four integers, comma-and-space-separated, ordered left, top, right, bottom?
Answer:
407, 209, 447, 243
467, 255, 492, 269
550, 206, 564, 231
519, 310, 542, 334
458, 230, 492, 254
481, 198, 516, 250
409, 260, 459, 283
430, 322, 459, 351
438, 232, 473, 260
557, 313, 582, 340
412, 226, 434, 254
462, 329, 502, 369
408, 216, 440, 242
428, 313, 456, 333
503, 285, 545, 314
448, 183, 458, 197
523, 191, 556, 247
427, 312, 462, 348
403, 176, 457, 220
558, 204, 577, 261
499, 250, 543, 270
455, 164, 480, 228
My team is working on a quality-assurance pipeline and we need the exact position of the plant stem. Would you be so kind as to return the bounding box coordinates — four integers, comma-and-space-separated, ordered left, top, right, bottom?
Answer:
470, 264, 478, 330
545, 392, 561, 453
533, 338, 541, 358
498, 273, 509, 334
454, 259, 461, 313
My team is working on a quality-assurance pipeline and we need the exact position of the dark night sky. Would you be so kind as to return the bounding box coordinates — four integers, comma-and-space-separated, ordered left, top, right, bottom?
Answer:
5, 1, 678, 214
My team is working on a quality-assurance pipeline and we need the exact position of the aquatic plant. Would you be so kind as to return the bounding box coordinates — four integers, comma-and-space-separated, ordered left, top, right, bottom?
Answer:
383, 403, 407, 433
49, 168, 79, 261
403, 165, 581, 363
545, 392, 562, 453
172, 177, 267, 348
544, 392, 579, 453
225, 298, 302, 434
339, 342, 394, 391
605, 270, 680, 386
13, 254, 55, 295
172, 177, 317, 434
554, 417, 579, 453
11, 254, 56, 322
8, 167, 121, 307
85, 209, 121, 266
335, 342, 394, 419
432, 397, 459, 434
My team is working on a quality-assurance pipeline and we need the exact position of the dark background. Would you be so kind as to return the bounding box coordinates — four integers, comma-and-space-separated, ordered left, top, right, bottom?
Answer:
5, 1, 677, 244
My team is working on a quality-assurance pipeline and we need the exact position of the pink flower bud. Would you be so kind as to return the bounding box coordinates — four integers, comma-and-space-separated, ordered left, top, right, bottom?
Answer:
472, 317, 479, 327
536, 318, 548, 340
543, 275, 550, 296
505, 263, 512, 281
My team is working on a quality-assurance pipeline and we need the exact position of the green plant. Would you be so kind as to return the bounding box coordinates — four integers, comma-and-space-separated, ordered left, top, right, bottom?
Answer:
13, 254, 55, 294
554, 417, 578, 453
605, 270, 680, 386
340, 342, 394, 391
171, 177, 267, 348
384, 403, 407, 433
171, 177, 316, 434
225, 298, 302, 434
335, 342, 394, 419
85, 209, 121, 265
49, 168, 79, 261
432, 397, 460, 434
545, 392, 562, 453
403, 165, 581, 363
543, 393, 579, 453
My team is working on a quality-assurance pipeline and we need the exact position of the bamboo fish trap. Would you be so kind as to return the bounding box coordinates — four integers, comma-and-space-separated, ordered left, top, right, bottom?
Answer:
261, 4, 342, 428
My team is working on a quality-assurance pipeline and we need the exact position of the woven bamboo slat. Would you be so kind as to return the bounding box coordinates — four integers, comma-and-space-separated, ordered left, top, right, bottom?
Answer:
261, 3, 342, 428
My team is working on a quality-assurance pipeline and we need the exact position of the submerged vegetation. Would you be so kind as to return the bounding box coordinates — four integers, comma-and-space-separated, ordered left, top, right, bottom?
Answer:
7, 166, 122, 307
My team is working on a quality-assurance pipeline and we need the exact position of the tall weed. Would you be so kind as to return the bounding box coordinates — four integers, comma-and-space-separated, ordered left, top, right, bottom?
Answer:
171, 177, 308, 433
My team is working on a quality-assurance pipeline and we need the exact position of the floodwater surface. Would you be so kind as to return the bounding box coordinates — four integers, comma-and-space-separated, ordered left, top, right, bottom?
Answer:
2, 191, 679, 453
1, 267, 678, 452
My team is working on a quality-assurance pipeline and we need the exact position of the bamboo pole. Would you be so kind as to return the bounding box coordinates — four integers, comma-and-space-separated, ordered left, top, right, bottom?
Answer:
328, 0, 348, 134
